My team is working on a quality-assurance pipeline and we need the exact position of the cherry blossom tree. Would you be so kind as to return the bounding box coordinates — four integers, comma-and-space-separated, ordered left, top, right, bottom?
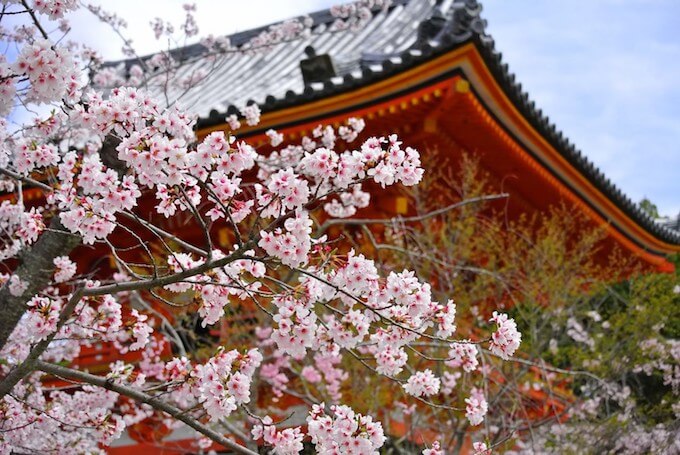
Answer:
0, 1, 521, 453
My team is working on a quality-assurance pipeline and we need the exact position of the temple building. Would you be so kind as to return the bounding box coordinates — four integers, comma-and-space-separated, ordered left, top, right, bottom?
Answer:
100, 0, 677, 451
140, 0, 678, 271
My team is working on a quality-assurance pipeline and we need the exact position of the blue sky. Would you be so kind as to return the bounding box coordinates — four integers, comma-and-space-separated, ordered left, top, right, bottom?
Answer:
481, 0, 680, 217
9, 0, 680, 216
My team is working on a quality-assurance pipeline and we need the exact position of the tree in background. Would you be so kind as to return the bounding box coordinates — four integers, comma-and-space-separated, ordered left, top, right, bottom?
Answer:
0, 2, 519, 454
639, 198, 660, 219
356, 152, 679, 453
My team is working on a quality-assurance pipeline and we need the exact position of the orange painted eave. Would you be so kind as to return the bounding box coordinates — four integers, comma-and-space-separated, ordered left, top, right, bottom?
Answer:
196, 43, 678, 268
458, 46, 679, 259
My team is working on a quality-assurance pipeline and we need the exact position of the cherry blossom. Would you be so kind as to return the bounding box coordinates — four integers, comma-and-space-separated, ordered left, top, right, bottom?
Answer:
488, 311, 521, 359
226, 114, 241, 130
240, 104, 261, 126
441, 371, 462, 395
12, 38, 80, 104
25, 295, 61, 340
0, 57, 17, 117
446, 341, 479, 372
0, 1, 526, 452
53, 256, 77, 283
193, 348, 263, 421
307, 403, 386, 454
472, 441, 491, 455
465, 387, 488, 426
403, 369, 441, 397
251, 416, 305, 455
32, 0, 78, 19
266, 129, 284, 147
423, 441, 445, 455
7, 274, 28, 297
124, 309, 154, 352
0, 202, 44, 261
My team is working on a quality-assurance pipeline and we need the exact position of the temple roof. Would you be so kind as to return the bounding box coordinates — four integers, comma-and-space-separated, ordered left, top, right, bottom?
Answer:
116, 0, 680, 247
143, 0, 439, 118
658, 214, 680, 234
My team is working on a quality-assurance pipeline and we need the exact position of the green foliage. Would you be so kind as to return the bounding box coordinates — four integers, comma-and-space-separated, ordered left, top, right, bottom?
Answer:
377, 155, 679, 451
638, 198, 660, 219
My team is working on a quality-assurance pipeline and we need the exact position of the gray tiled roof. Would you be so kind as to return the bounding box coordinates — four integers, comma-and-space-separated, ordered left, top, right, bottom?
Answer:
141, 0, 439, 119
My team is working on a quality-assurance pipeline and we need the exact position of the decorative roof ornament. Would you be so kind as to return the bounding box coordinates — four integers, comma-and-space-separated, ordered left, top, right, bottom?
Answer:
413, 0, 487, 49
300, 46, 337, 85
445, 0, 486, 43
415, 9, 447, 44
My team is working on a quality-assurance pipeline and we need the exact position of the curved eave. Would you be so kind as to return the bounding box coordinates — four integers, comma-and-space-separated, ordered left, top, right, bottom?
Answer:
457, 43, 680, 263
196, 42, 680, 268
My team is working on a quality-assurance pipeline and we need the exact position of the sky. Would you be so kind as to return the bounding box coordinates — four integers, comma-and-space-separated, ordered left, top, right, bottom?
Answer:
7, 0, 680, 217
482, 0, 680, 218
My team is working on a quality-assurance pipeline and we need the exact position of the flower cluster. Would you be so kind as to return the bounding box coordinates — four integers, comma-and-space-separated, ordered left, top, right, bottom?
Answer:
422, 441, 445, 455
446, 341, 479, 372
193, 348, 263, 421
160, 349, 263, 422
53, 255, 77, 283
6, 274, 28, 297
242, 17, 313, 52
25, 295, 61, 340
51, 152, 141, 244
635, 338, 680, 395
74, 294, 123, 341
166, 250, 265, 326
266, 129, 284, 146
13, 38, 80, 104
323, 185, 370, 218
473, 441, 492, 455
271, 294, 318, 359
330, 0, 392, 31
32, 0, 78, 19
0, 382, 124, 453
403, 369, 441, 397
465, 387, 488, 426
488, 311, 521, 359
307, 403, 386, 454
251, 416, 305, 455
441, 371, 462, 395
0, 56, 17, 116
240, 104, 261, 126
258, 211, 313, 268
124, 309, 153, 352
0, 201, 44, 261
13, 139, 59, 175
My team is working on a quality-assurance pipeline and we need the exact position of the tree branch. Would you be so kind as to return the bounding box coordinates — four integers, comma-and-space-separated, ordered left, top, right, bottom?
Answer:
318, 193, 509, 234
82, 240, 255, 296
35, 360, 258, 455
0, 288, 83, 398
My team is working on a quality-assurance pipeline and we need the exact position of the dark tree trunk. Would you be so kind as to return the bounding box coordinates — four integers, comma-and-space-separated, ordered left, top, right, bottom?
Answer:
0, 217, 81, 350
